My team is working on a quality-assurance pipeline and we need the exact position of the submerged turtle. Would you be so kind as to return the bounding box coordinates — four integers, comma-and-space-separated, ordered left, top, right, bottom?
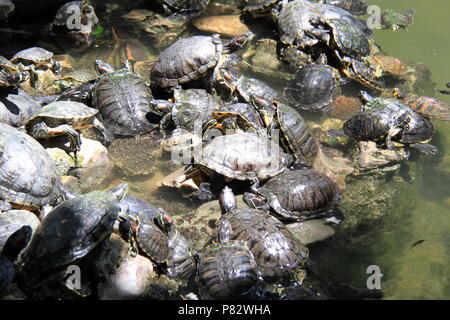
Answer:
150, 32, 253, 90
20, 184, 129, 277
283, 64, 338, 112
381, 9, 415, 31
91, 59, 155, 136
25, 101, 111, 160
197, 219, 259, 300
393, 88, 450, 122
343, 91, 437, 155
193, 132, 288, 191
218, 187, 309, 278
0, 226, 32, 298
0, 123, 62, 211
244, 169, 340, 221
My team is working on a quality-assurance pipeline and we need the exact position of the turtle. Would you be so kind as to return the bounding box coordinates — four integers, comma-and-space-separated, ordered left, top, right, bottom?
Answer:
193, 132, 288, 192
343, 91, 437, 155
157, 212, 197, 281
243, 0, 279, 16
118, 194, 170, 264
10, 47, 62, 87
196, 218, 259, 300
393, 88, 450, 122
25, 101, 111, 161
156, 0, 210, 14
20, 184, 129, 279
0, 123, 63, 211
283, 64, 338, 112
50, 0, 99, 53
150, 32, 253, 90
54, 70, 98, 92
381, 9, 415, 31
218, 186, 309, 278
0, 89, 42, 127
91, 59, 155, 136
252, 97, 319, 166
0, 55, 29, 89
0, 210, 40, 253
0, 226, 32, 298
244, 169, 340, 221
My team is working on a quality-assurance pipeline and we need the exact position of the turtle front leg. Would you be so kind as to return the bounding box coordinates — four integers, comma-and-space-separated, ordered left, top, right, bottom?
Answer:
409, 143, 438, 156
92, 117, 112, 146
47, 124, 82, 165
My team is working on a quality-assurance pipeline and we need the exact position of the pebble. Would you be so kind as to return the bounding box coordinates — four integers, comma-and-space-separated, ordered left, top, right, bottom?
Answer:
194, 15, 250, 37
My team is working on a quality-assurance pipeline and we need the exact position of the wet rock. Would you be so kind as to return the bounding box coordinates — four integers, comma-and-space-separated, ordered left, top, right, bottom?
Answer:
286, 219, 335, 245
193, 15, 250, 37
251, 39, 291, 82
47, 137, 113, 193
313, 147, 354, 190
353, 141, 409, 174
98, 253, 155, 300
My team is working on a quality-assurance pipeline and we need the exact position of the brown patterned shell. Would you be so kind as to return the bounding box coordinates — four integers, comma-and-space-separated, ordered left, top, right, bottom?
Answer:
401, 94, 450, 121
150, 35, 223, 88
219, 209, 309, 278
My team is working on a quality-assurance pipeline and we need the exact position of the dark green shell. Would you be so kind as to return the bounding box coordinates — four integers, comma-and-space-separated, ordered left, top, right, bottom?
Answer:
259, 169, 340, 220
276, 103, 319, 166
218, 208, 309, 278
326, 18, 370, 59
92, 69, 154, 135
0, 123, 62, 208
21, 190, 121, 273
197, 240, 258, 299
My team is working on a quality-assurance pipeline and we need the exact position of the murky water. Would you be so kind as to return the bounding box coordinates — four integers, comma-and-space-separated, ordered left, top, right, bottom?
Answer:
2, 0, 449, 299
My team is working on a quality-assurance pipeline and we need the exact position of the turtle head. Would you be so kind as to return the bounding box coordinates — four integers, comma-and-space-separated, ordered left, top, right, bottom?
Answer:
150, 99, 176, 116
219, 186, 237, 215
108, 183, 129, 202
225, 32, 254, 52
2, 226, 32, 261
155, 208, 174, 235
94, 59, 114, 75
217, 219, 233, 243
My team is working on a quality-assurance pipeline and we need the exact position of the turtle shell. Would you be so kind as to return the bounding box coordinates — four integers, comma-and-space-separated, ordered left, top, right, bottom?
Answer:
0, 55, 19, 73
0, 89, 41, 127
235, 76, 281, 104
244, 0, 279, 15
276, 103, 319, 166
284, 64, 336, 111
167, 229, 196, 281
0, 123, 62, 208
218, 208, 309, 277
197, 240, 258, 299
0, 210, 40, 253
213, 102, 265, 131
25, 101, 98, 131
157, 0, 210, 12
11, 47, 53, 65
92, 68, 154, 135
150, 35, 223, 88
59, 70, 98, 83
398, 113, 435, 144
259, 169, 340, 220
21, 190, 121, 274
323, 0, 368, 16
401, 94, 450, 122
197, 132, 288, 181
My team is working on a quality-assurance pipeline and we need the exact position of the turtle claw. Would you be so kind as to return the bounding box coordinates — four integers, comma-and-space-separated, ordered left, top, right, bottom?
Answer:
410, 143, 438, 156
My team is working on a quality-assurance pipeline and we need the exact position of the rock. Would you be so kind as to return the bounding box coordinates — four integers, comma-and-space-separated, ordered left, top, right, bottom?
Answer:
313, 147, 354, 190
354, 141, 409, 172
194, 15, 250, 37
98, 253, 155, 300
47, 137, 113, 193
286, 219, 335, 245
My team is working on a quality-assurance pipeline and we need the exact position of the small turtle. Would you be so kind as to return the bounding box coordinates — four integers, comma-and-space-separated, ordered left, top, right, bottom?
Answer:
283, 64, 338, 112
92, 59, 155, 136
0, 89, 41, 127
244, 169, 340, 221
207, 102, 265, 133
54, 70, 98, 92
218, 187, 309, 278
381, 9, 415, 31
196, 219, 259, 300
343, 91, 437, 155
193, 132, 288, 192
0, 226, 32, 298
394, 88, 450, 122
0, 123, 63, 210
25, 101, 111, 161
150, 32, 253, 90
20, 184, 129, 278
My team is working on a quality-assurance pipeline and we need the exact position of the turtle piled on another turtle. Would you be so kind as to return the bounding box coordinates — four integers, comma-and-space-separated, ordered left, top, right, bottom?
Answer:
196, 219, 260, 300
0, 89, 41, 127
150, 32, 253, 91
343, 91, 437, 155
25, 101, 111, 162
0, 123, 63, 211
0, 55, 29, 89
91, 59, 155, 136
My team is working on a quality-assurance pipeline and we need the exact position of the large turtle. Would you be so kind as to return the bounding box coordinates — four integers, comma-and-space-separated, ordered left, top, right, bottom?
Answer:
218, 187, 309, 278
196, 218, 259, 300
91, 60, 155, 136
0, 123, 63, 211
150, 32, 253, 90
